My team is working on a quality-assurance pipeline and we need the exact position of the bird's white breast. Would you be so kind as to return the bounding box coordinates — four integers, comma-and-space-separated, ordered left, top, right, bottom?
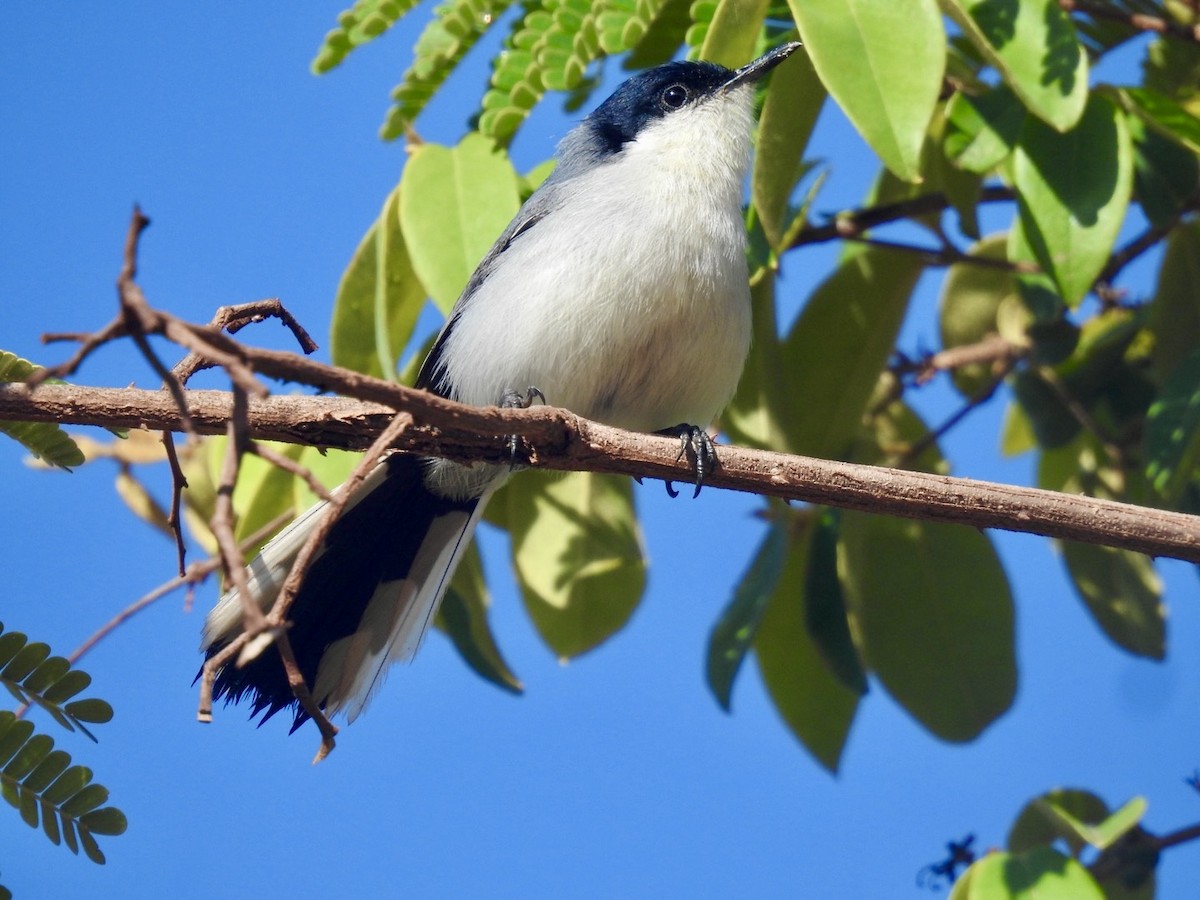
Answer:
438, 90, 756, 435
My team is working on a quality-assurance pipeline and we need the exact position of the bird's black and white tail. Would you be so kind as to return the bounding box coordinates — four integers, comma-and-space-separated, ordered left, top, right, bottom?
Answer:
201, 453, 487, 729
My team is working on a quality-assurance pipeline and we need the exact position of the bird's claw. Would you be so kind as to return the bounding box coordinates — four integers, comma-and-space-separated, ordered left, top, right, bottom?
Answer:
500, 386, 545, 468
658, 423, 717, 498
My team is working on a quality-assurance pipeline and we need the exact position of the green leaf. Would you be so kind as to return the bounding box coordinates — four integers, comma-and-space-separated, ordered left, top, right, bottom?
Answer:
311, 0, 422, 73
436, 542, 524, 694
723, 276, 788, 450
0, 350, 86, 470
1117, 86, 1200, 155
781, 246, 925, 457
503, 471, 645, 659
803, 510, 868, 695
1013, 94, 1133, 306
79, 806, 128, 837
1009, 788, 1110, 855
1147, 220, 1200, 386
1040, 795, 1148, 853
114, 469, 172, 539
941, 0, 1088, 132
706, 517, 789, 711
62, 699, 114, 725
943, 85, 1026, 174
752, 48, 825, 250
969, 847, 1104, 899
938, 234, 1018, 396
1127, 114, 1200, 228
399, 134, 522, 313
2, 641, 50, 682
1145, 349, 1200, 504
839, 513, 1015, 742
697, 0, 769, 68
330, 185, 426, 380
789, 0, 944, 181
1060, 542, 1165, 660
753, 517, 860, 772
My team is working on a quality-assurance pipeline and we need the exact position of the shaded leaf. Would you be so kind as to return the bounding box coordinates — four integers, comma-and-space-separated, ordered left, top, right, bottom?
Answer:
752, 48, 825, 250
1145, 348, 1200, 504
330, 185, 426, 380
503, 471, 645, 659
1147, 220, 1200, 386
938, 233, 1018, 396
1009, 788, 1110, 855
706, 516, 789, 711
1013, 94, 1133, 306
1117, 85, 1200, 155
781, 246, 925, 458
789, 0, 944, 181
436, 542, 523, 694
944, 84, 1025, 173
753, 516, 860, 772
1060, 542, 1165, 660
803, 509, 867, 695
1127, 113, 1200, 228
839, 513, 1016, 741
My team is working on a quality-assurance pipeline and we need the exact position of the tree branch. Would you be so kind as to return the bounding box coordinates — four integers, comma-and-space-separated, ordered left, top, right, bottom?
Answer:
3, 382, 1198, 563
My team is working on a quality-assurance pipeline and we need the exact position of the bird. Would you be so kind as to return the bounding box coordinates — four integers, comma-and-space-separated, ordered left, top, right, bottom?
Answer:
201, 41, 802, 729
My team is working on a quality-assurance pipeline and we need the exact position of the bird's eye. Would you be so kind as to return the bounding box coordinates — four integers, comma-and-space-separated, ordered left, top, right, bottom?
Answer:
661, 84, 689, 109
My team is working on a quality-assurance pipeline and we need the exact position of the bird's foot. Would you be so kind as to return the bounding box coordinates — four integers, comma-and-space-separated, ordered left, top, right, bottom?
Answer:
657, 423, 717, 498
500, 386, 546, 468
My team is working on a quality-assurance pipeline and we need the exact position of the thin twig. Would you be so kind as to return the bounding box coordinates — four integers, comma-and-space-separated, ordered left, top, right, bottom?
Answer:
1059, 0, 1200, 44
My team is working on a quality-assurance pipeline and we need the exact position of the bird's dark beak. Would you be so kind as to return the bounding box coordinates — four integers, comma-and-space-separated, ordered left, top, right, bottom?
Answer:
721, 41, 802, 92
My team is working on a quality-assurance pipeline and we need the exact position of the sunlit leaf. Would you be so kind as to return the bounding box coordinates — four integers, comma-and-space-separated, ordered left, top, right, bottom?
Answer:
399, 133, 521, 313
1013, 94, 1133, 306
938, 234, 1018, 396
0, 351, 86, 470
942, 0, 1088, 132
944, 84, 1025, 173
969, 847, 1104, 899
697, 0, 769, 69
789, 0, 944, 181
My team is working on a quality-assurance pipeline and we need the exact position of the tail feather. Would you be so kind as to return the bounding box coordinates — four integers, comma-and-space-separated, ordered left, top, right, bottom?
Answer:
202, 453, 482, 729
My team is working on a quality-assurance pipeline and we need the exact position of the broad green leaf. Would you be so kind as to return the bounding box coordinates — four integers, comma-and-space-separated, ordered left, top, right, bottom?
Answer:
969, 847, 1103, 899
504, 471, 645, 659
0, 351, 86, 470
706, 516, 789, 711
1000, 397, 1037, 456
437, 542, 523, 694
754, 517, 860, 772
789, 0, 944, 181
1117, 86, 1200, 154
1127, 114, 1200, 228
938, 234, 1018, 396
698, 0, 769, 69
1145, 349, 1200, 504
803, 509, 867, 695
399, 133, 521, 313
723, 276, 787, 450
944, 85, 1026, 174
839, 513, 1015, 741
941, 0, 1088, 132
1148, 221, 1200, 386
781, 246, 925, 458
1009, 788, 1110, 855
929, 108, 984, 239
1040, 795, 1148, 853
292, 446, 360, 511
1013, 94, 1133, 306
330, 186, 426, 380
1061, 542, 1165, 660
752, 48, 825, 249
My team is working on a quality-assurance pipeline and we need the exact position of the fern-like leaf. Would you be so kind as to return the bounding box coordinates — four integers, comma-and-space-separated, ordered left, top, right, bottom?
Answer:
0, 623, 113, 743
0, 712, 127, 864
381, 0, 513, 140
480, 0, 613, 145
312, 0, 424, 74
0, 350, 85, 470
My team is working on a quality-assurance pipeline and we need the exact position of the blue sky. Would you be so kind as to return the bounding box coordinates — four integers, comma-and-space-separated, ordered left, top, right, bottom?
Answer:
2, 4, 1199, 897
